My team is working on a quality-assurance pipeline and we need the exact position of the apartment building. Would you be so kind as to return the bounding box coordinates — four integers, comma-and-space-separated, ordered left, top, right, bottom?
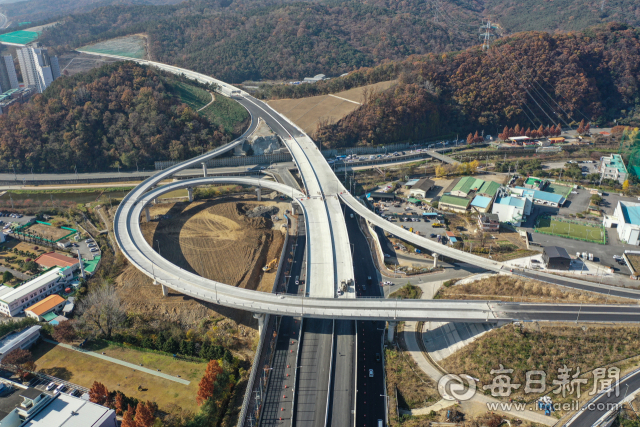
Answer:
16, 47, 60, 93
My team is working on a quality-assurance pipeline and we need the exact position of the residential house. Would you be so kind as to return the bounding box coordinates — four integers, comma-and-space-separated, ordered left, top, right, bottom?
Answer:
477, 213, 500, 232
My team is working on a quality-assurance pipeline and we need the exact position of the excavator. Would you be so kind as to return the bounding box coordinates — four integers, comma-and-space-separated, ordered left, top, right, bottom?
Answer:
262, 258, 278, 272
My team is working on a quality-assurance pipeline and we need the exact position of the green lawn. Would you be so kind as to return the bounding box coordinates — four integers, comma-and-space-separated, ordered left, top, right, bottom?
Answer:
167, 81, 212, 110
536, 216, 605, 243
168, 81, 250, 134
199, 94, 250, 134
544, 183, 572, 198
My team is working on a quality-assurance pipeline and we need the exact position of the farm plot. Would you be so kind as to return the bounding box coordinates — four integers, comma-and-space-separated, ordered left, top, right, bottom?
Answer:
26, 223, 74, 241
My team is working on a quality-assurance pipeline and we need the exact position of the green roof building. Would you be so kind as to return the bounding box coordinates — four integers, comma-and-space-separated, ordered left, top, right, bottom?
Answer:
438, 195, 471, 212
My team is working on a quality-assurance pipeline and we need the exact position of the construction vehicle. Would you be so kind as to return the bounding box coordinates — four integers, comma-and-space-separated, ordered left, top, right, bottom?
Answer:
262, 258, 278, 272
409, 227, 413, 232
432, 222, 443, 228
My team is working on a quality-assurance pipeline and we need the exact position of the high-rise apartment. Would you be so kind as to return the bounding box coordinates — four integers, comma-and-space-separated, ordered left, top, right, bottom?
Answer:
17, 46, 61, 93
0, 55, 19, 92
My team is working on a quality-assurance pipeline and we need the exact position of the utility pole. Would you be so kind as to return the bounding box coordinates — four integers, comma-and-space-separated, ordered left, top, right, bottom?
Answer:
480, 20, 496, 51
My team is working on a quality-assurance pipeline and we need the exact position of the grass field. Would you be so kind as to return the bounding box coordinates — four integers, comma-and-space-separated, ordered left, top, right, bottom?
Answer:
32, 341, 206, 412
536, 216, 605, 243
440, 323, 640, 414
545, 182, 572, 198
167, 81, 249, 134
78, 35, 147, 59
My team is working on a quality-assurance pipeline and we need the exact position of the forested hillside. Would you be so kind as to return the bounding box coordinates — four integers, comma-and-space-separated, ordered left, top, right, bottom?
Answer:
484, 0, 640, 33
39, 1, 472, 82
314, 23, 640, 148
0, 62, 236, 172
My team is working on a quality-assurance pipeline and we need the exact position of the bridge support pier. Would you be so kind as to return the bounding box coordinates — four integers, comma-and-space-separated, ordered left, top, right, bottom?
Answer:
188, 187, 193, 202
256, 187, 261, 201
161, 284, 168, 297
202, 162, 208, 177
144, 206, 150, 222
153, 198, 159, 205
253, 313, 266, 335
432, 252, 438, 268
387, 321, 396, 342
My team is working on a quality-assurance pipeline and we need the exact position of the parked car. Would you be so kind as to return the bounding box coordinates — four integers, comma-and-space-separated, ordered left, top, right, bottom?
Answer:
56, 384, 67, 393
70, 389, 81, 397
46, 382, 57, 391
90, 248, 99, 252
375, 353, 381, 362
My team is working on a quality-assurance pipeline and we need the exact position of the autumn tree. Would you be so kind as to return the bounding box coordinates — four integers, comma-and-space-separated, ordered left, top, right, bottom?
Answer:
2, 348, 35, 379
89, 382, 109, 406
52, 321, 77, 343
577, 119, 586, 135
77, 281, 126, 339
585, 122, 591, 133
623, 180, 630, 192
555, 124, 562, 136
469, 160, 480, 174
466, 133, 473, 144
134, 401, 157, 427
197, 360, 223, 405
114, 391, 126, 416
435, 165, 446, 177
514, 124, 521, 136
121, 405, 136, 427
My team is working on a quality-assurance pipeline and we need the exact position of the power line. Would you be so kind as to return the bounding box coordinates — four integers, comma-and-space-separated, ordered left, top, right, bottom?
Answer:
491, 46, 559, 126
498, 47, 576, 127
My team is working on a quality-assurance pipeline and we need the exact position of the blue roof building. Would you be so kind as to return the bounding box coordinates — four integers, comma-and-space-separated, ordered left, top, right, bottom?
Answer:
514, 187, 565, 207
470, 195, 493, 212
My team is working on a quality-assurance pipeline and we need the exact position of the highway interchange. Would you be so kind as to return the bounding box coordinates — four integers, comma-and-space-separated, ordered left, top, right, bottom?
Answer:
97, 52, 640, 426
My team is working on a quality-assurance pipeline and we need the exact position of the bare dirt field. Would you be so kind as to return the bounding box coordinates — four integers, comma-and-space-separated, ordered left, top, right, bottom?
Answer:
27, 223, 73, 241
116, 195, 286, 328
58, 53, 120, 76
267, 80, 397, 136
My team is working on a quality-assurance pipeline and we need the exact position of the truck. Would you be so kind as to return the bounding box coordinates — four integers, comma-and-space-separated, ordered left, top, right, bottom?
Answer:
582, 252, 587, 259
415, 249, 421, 254
588, 253, 594, 261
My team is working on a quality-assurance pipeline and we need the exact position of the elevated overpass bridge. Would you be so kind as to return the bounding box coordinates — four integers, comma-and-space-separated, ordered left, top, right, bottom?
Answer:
102, 52, 640, 324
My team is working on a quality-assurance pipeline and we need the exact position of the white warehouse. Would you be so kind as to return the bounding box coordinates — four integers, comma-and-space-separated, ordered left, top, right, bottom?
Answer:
0, 267, 72, 317
604, 201, 640, 245
491, 195, 533, 227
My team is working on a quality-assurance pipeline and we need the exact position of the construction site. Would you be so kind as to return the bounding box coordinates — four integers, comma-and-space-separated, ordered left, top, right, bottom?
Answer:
116, 192, 289, 327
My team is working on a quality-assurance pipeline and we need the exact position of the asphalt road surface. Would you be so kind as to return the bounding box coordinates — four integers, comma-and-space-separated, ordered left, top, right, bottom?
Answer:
566, 368, 640, 426
495, 302, 640, 322
328, 319, 355, 427
345, 207, 386, 427
260, 219, 306, 427
294, 319, 333, 427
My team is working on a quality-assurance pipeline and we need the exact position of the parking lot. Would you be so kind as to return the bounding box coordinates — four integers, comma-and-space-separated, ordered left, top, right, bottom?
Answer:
376, 201, 447, 241
30, 374, 88, 398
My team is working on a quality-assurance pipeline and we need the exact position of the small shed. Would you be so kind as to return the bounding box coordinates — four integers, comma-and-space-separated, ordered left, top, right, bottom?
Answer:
542, 246, 571, 270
